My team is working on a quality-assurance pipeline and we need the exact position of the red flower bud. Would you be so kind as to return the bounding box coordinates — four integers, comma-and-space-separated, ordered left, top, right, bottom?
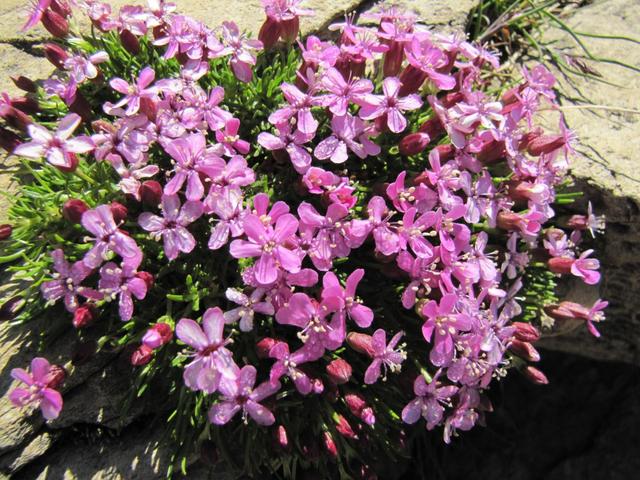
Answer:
142, 322, 172, 349
399, 132, 430, 156
527, 134, 565, 156
136, 271, 154, 290
0, 224, 12, 240
323, 431, 338, 459
547, 256, 574, 275
140, 180, 163, 206
508, 339, 540, 362
440, 91, 465, 108
91, 119, 117, 134
335, 414, 358, 439
346, 332, 376, 358
62, 199, 89, 224
326, 358, 352, 385
68, 91, 93, 121
273, 425, 290, 451
258, 17, 282, 50
43, 43, 69, 69
566, 214, 588, 230
110, 201, 128, 224
418, 116, 445, 139
280, 17, 300, 43
398, 64, 428, 96
383, 41, 404, 77
10, 97, 39, 115
44, 364, 66, 389
0, 126, 21, 152
523, 365, 549, 385
2, 106, 32, 132
73, 304, 97, 328
344, 393, 376, 425
512, 322, 541, 343
256, 337, 279, 359
130, 344, 154, 366
51, 0, 72, 18
477, 139, 505, 164
433, 143, 455, 162
544, 301, 590, 321
42, 10, 69, 38
120, 29, 141, 55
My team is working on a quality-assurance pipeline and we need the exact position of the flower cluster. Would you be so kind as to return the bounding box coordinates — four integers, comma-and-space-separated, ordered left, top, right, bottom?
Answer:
1, 0, 607, 475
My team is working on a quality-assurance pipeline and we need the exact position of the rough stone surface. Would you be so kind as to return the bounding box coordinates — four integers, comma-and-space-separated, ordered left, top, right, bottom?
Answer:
360, 0, 477, 29
531, 0, 640, 366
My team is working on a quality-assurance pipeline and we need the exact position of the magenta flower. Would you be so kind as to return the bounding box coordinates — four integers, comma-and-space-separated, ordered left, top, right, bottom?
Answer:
22, 0, 52, 31
403, 36, 456, 91
269, 82, 323, 134
108, 154, 159, 201
269, 341, 313, 395
298, 201, 350, 271
181, 86, 230, 131
206, 186, 246, 250
64, 51, 109, 83
364, 329, 406, 384
397, 208, 435, 258
209, 365, 280, 426
585, 299, 607, 338
258, 122, 314, 174
138, 194, 203, 260
421, 294, 472, 367
162, 133, 225, 201
219, 21, 263, 83
385, 170, 436, 213
215, 118, 250, 156
223, 287, 275, 331
402, 372, 458, 430
359, 76, 422, 133
14, 113, 94, 171
422, 205, 471, 254
81, 204, 142, 268
9, 357, 63, 420
314, 114, 380, 164
302, 167, 340, 194
571, 249, 601, 285
176, 307, 238, 394
320, 67, 373, 116
230, 213, 301, 285
351, 196, 400, 256
105, 66, 159, 116
99, 261, 148, 321
321, 269, 374, 328
41, 249, 102, 312
300, 35, 340, 69
252, 193, 290, 225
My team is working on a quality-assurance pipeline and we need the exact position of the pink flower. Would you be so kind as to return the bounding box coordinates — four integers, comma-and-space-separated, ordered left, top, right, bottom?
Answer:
63, 51, 109, 83
364, 329, 406, 384
359, 77, 422, 133
162, 133, 225, 201
230, 213, 301, 285
209, 365, 280, 426
320, 67, 373, 116
215, 118, 250, 156
223, 287, 275, 331
10, 357, 63, 420
321, 269, 373, 328
107, 154, 159, 201
421, 294, 472, 367
297, 202, 350, 271
258, 122, 314, 174
176, 307, 238, 394
268, 341, 313, 395
402, 372, 458, 430
219, 21, 263, 83
14, 113, 94, 171
206, 186, 246, 250
105, 66, 159, 116
40, 249, 102, 312
98, 261, 148, 321
269, 82, 323, 134
314, 114, 380, 164
81, 204, 142, 268
571, 249, 601, 285
138, 194, 203, 260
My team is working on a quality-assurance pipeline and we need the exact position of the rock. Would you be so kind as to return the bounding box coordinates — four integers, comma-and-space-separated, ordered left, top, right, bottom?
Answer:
0, 432, 55, 476
532, 0, 640, 366
360, 0, 478, 29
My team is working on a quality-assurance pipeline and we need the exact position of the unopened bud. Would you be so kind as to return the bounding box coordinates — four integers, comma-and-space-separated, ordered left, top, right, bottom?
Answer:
509, 339, 540, 362
0, 224, 12, 240
418, 116, 445, 139
326, 358, 352, 385
130, 344, 154, 366
323, 431, 338, 459
258, 17, 281, 50
523, 365, 549, 385
527, 134, 565, 156
399, 132, 430, 156
398, 64, 428, 96
140, 180, 162, 206
345, 392, 376, 425
547, 256, 574, 275
110, 201, 128, 224
2, 106, 32, 132
42, 10, 69, 38
62, 199, 89, 224
256, 337, 279, 359
43, 43, 69, 69
142, 322, 173, 349
383, 41, 404, 77
346, 332, 376, 358
335, 413, 357, 439
51, 0, 72, 18
73, 304, 96, 328
120, 29, 140, 55
45, 364, 66, 389
512, 322, 541, 343
273, 424, 290, 451
280, 17, 300, 43
10, 97, 39, 115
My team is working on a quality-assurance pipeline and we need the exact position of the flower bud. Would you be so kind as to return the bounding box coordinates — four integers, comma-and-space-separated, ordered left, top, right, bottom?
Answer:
0, 224, 12, 240
345, 393, 376, 425
69, 92, 93, 121
527, 134, 565, 156
44, 364, 66, 389
477, 139, 505, 164
335, 414, 358, 439
418, 116, 445, 139
547, 256, 574, 275
258, 17, 281, 50
2, 107, 32, 132
91, 119, 116, 134
346, 332, 376, 358
137, 180, 162, 207
545, 301, 590, 321
43, 43, 69, 69
273, 424, 290, 451
383, 41, 404, 77
512, 322, 541, 343
434, 143, 455, 162
51, 0, 72, 18
280, 17, 300, 44
136, 271, 154, 290
10, 97, 39, 115
142, 322, 173, 349
42, 10, 69, 38
130, 344, 154, 366
508, 339, 540, 362
566, 214, 589, 231
326, 358, 352, 385
73, 304, 96, 328
0, 126, 21, 152
322, 431, 338, 459
398, 64, 428, 96
120, 29, 141, 55
523, 365, 549, 385
256, 337, 279, 359
110, 201, 128, 224
62, 199, 89, 224
399, 132, 430, 156
57, 152, 79, 173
